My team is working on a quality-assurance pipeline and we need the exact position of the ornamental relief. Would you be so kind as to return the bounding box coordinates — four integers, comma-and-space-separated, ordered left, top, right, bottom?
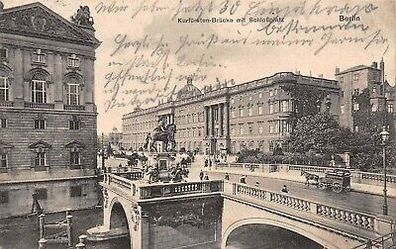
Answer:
0, 7, 85, 41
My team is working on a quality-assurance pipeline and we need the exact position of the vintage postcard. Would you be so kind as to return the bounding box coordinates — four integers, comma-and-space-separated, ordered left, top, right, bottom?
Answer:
0, 0, 395, 248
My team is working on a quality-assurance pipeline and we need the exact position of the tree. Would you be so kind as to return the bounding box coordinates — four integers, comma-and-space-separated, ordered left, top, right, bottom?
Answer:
290, 113, 340, 154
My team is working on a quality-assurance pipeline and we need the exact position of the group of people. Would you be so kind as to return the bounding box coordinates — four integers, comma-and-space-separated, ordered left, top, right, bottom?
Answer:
199, 170, 210, 181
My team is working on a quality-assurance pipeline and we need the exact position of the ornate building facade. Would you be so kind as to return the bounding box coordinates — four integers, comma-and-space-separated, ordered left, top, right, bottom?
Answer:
336, 59, 395, 136
0, 2, 100, 218
123, 73, 340, 155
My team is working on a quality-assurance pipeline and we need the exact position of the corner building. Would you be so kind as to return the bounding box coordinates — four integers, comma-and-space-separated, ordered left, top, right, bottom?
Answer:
0, 2, 100, 218
123, 73, 340, 154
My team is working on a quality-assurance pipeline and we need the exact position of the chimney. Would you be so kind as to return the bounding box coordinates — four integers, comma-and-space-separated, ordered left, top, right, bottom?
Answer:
335, 67, 340, 74
380, 58, 385, 83
372, 62, 378, 68
318, 74, 323, 78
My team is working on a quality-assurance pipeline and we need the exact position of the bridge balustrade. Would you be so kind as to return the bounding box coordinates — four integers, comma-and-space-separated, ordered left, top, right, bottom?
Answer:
230, 183, 377, 232
138, 180, 224, 200
359, 172, 396, 184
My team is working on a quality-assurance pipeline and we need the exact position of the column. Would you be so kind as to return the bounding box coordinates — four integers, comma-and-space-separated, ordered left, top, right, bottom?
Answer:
54, 53, 63, 109
219, 103, 224, 137
204, 106, 209, 137
85, 58, 94, 111
13, 48, 24, 107
209, 106, 214, 136
224, 102, 230, 137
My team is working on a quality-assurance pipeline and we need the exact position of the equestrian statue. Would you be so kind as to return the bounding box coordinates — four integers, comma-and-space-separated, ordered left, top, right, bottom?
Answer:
144, 118, 176, 152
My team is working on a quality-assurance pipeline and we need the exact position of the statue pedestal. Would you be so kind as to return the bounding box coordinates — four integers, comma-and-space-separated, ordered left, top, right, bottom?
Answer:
146, 152, 176, 183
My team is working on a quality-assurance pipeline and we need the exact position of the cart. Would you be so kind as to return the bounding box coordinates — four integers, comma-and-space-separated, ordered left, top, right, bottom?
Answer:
318, 169, 351, 193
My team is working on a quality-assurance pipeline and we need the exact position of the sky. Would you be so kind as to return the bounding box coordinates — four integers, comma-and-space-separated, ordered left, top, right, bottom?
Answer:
3, 0, 396, 134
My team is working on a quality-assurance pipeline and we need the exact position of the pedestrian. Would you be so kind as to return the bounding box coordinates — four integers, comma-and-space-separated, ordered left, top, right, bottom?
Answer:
199, 170, 204, 181
204, 173, 209, 180
118, 163, 122, 168
240, 175, 246, 184
281, 185, 288, 193
255, 181, 260, 187
205, 159, 208, 167
225, 172, 230, 181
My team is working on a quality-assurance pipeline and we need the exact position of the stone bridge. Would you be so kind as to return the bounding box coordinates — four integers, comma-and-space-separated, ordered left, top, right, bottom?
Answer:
92, 171, 395, 249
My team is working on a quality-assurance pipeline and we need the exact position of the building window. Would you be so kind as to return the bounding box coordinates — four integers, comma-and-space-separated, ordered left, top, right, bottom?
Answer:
249, 126, 253, 134
259, 92, 263, 98
280, 120, 289, 134
353, 73, 360, 81
269, 103, 274, 114
35, 152, 46, 167
353, 89, 360, 95
239, 109, 244, 118
70, 185, 82, 197
67, 54, 80, 68
340, 105, 345, 114
372, 86, 376, 94
269, 141, 275, 152
70, 152, 80, 165
32, 49, 46, 64
69, 120, 80, 130
67, 84, 80, 105
258, 126, 264, 134
269, 90, 273, 97
248, 107, 253, 116
388, 104, 394, 113
32, 80, 47, 103
354, 125, 359, 132
35, 189, 47, 200
258, 106, 263, 115
353, 103, 360, 111
0, 48, 8, 60
0, 191, 8, 204
0, 77, 9, 101
1, 118, 6, 128
281, 100, 289, 112
371, 103, 378, 112
231, 110, 235, 118
0, 154, 7, 168
34, 120, 46, 129
240, 127, 244, 135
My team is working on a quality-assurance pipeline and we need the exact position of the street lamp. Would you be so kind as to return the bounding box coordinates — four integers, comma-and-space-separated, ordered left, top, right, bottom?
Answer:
380, 126, 389, 215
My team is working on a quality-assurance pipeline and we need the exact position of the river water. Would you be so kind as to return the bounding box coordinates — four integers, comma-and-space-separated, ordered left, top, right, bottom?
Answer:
0, 208, 321, 249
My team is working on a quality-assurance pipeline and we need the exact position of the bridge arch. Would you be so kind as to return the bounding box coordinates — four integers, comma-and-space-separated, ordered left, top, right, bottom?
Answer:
106, 196, 133, 249
223, 217, 339, 249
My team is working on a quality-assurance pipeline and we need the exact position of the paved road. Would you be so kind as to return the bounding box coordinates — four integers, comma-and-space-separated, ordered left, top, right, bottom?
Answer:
105, 156, 396, 218
208, 171, 396, 218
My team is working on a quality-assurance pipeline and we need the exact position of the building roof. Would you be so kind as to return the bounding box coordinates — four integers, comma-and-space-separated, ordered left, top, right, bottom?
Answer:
0, 2, 100, 48
336, 65, 379, 75
176, 77, 202, 100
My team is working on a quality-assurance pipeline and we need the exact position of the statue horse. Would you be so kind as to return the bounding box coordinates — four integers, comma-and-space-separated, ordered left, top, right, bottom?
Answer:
151, 124, 176, 152
301, 171, 319, 186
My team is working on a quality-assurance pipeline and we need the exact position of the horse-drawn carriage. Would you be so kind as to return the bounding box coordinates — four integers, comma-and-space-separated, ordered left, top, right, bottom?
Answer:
302, 169, 351, 193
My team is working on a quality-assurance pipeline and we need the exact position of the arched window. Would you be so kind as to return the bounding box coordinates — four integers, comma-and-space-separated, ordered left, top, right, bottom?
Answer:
26, 69, 51, 104
0, 65, 13, 102
64, 73, 83, 106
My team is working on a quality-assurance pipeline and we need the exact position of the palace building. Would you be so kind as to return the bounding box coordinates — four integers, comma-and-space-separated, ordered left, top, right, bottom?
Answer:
0, 2, 100, 218
122, 73, 340, 155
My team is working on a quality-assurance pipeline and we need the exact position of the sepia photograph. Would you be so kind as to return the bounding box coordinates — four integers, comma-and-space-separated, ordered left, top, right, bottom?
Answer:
0, 0, 395, 248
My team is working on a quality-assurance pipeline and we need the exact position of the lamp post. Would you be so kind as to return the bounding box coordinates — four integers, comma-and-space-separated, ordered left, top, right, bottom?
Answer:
380, 126, 389, 215
101, 133, 105, 171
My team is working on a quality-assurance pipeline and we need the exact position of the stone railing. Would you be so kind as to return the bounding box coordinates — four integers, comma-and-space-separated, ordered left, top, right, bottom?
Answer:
138, 180, 223, 200
0, 101, 13, 107
230, 183, 377, 232
64, 105, 86, 111
352, 231, 396, 249
24, 102, 55, 109
358, 172, 396, 184
104, 173, 223, 200
217, 163, 396, 185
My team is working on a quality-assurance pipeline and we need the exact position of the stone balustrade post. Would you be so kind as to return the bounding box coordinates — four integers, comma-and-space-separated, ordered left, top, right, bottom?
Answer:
38, 238, 47, 249
374, 216, 395, 234
66, 214, 73, 248
232, 183, 236, 195
39, 214, 45, 239
75, 234, 87, 248
310, 203, 318, 214
265, 191, 271, 201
